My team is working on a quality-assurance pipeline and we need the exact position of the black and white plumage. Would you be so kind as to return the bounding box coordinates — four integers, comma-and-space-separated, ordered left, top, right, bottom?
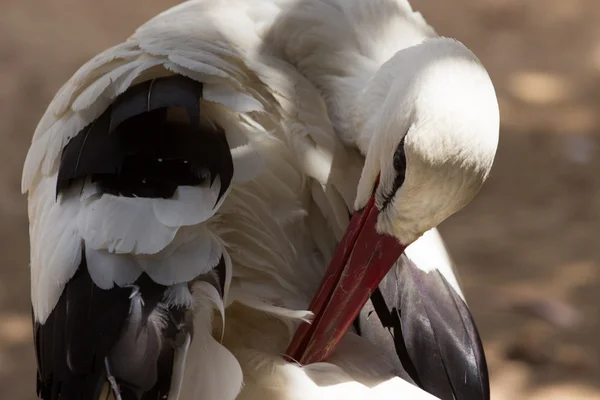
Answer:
57, 76, 232, 202
33, 74, 234, 400
24, 1, 499, 399
357, 251, 489, 399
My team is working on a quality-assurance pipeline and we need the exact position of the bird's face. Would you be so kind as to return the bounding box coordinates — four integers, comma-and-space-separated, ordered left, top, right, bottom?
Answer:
287, 43, 500, 364
356, 49, 500, 245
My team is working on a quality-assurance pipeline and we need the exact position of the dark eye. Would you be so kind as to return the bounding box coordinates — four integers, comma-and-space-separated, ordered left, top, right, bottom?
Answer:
392, 136, 407, 190
381, 136, 407, 209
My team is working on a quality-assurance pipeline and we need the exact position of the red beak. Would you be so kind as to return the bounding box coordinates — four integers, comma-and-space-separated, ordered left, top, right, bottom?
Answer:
285, 190, 407, 365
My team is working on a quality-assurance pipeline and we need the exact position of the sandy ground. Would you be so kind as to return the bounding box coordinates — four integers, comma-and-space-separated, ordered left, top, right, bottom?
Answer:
0, 1, 598, 399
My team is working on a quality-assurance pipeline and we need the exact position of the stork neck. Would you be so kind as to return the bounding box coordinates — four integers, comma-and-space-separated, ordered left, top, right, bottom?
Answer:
313, 51, 409, 156
348, 50, 417, 156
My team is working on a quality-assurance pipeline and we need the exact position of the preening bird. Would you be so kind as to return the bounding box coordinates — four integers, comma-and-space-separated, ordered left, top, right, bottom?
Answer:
23, 1, 499, 399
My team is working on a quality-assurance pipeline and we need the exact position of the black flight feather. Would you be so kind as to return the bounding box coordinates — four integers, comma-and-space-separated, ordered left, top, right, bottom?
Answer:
398, 258, 489, 400
34, 252, 131, 400
355, 257, 490, 400
57, 110, 121, 194
355, 290, 420, 385
109, 75, 203, 133
57, 75, 233, 203
33, 249, 200, 400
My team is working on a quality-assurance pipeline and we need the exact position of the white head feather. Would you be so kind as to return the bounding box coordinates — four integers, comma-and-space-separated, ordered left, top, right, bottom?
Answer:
354, 38, 500, 244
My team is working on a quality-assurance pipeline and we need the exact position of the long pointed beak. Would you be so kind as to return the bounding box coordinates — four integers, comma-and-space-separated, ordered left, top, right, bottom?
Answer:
285, 193, 407, 365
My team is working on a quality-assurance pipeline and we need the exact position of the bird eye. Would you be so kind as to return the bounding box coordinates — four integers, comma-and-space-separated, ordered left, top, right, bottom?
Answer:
391, 136, 407, 191
380, 136, 407, 209
392, 137, 406, 175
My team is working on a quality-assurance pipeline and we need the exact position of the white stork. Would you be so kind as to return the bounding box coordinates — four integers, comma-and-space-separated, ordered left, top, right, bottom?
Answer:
23, 0, 499, 399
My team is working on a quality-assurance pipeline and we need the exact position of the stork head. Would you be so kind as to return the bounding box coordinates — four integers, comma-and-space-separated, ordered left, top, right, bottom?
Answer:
287, 38, 499, 364
356, 37, 499, 244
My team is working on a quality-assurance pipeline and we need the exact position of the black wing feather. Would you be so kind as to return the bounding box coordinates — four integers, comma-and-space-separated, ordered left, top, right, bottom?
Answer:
57, 111, 121, 194
357, 288, 421, 385
34, 251, 199, 400
57, 75, 233, 201
356, 256, 490, 400
64, 263, 131, 375
35, 253, 130, 400
109, 75, 203, 133
399, 258, 489, 400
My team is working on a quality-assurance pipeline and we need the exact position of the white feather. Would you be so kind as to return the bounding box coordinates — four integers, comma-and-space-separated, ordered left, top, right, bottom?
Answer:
221, 247, 234, 305
167, 53, 233, 80
78, 195, 178, 255
231, 142, 266, 183
203, 83, 264, 113
194, 281, 226, 336
233, 292, 313, 324
50, 41, 142, 116
180, 288, 243, 400
85, 248, 142, 290
168, 333, 192, 400
152, 182, 224, 228
164, 283, 195, 309
171, 50, 245, 77
29, 179, 82, 323
71, 60, 145, 112
138, 230, 222, 286
80, 180, 101, 201
404, 227, 465, 300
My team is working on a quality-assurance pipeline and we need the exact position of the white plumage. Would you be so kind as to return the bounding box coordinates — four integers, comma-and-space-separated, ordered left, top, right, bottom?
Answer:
24, 1, 499, 399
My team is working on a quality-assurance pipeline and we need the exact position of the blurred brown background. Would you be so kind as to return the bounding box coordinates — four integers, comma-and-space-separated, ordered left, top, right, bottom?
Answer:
1, 1, 598, 399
